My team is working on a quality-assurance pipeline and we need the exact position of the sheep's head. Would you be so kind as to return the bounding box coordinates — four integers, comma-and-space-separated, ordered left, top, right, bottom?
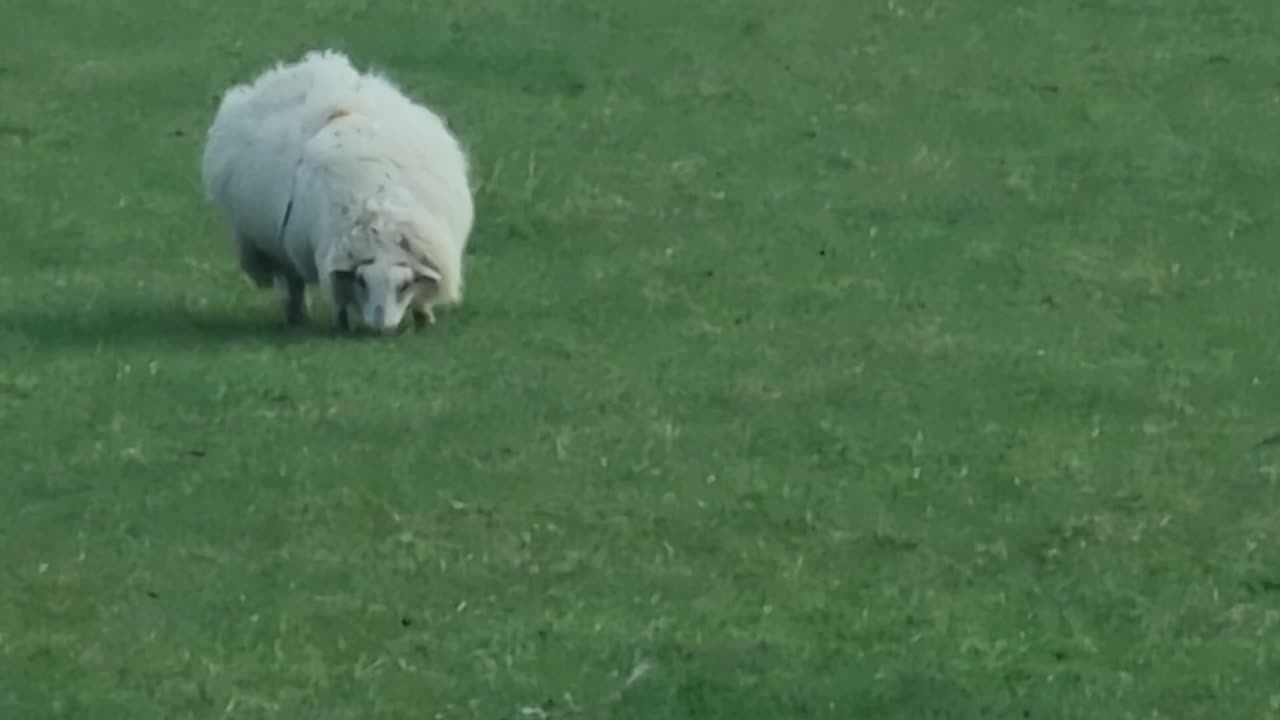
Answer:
330, 242, 441, 334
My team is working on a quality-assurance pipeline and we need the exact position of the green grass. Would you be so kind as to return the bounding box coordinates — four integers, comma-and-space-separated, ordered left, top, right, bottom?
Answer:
3, 0, 1280, 717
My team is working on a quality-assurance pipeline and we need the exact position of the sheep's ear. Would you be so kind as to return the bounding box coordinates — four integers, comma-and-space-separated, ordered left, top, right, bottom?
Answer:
397, 235, 442, 290
412, 262, 442, 291
330, 268, 357, 300
330, 247, 361, 278
331, 267, 357, 280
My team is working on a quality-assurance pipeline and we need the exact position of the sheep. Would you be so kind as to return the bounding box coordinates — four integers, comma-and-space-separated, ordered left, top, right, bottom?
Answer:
200, 49, 474, 334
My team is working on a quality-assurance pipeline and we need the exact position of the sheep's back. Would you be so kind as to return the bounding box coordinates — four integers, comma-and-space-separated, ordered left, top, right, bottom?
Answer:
345, 78, 474, 255
200, 51, 368, 251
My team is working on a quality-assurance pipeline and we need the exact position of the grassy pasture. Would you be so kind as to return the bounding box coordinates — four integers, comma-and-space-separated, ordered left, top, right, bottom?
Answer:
2, 0, 1280, 717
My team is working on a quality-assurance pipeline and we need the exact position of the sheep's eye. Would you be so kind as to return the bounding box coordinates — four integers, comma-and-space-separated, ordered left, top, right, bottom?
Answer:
397, 282, 413, 296
355, 276, 367, 289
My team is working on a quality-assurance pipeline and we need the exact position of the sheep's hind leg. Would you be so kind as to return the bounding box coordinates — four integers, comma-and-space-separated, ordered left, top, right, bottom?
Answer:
237, 238, 277, 289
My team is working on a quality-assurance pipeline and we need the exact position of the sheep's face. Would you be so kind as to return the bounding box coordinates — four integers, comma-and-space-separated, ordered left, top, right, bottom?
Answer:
333, 256, 440, 334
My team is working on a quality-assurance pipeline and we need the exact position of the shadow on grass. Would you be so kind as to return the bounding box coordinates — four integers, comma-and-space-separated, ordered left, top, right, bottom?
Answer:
0, 301, 331, 352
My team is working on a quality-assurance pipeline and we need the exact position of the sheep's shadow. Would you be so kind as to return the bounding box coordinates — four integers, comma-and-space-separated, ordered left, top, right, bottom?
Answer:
1, 301, 331, 352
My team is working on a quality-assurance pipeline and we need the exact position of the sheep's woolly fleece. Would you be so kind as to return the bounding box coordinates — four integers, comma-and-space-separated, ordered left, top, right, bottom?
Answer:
200, 49, 474, 328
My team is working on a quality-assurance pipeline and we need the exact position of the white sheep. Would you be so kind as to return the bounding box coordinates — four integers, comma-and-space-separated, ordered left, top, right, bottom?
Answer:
200, 49, 474, 333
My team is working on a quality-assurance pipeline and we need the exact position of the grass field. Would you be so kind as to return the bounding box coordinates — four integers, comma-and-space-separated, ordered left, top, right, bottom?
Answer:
3, 0, 1280, 717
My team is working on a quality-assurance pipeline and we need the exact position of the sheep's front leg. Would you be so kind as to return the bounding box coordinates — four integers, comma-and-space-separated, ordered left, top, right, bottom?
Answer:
411, 300, 436, 330
331, 304, 351, 333
280, 274, 307, 326
324, 273, 356, 335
